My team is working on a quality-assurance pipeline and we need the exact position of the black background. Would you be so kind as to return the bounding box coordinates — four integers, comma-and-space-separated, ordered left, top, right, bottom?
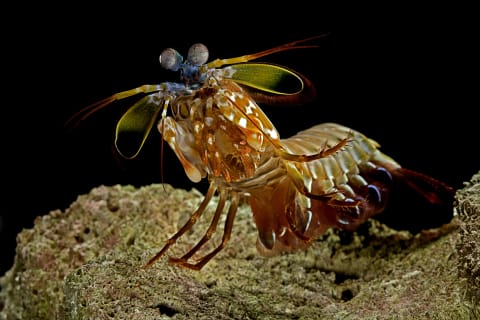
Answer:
2, 14, 477, 275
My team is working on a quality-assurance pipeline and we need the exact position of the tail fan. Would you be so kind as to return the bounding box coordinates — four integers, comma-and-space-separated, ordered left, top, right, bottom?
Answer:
377, 167, 455, 232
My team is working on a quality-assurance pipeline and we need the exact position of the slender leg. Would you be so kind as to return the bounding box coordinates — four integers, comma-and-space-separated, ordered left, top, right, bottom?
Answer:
279, 135, 351, 162
144, 183, 217, 269
171, 193, 240, 270
177, 189, 227, 261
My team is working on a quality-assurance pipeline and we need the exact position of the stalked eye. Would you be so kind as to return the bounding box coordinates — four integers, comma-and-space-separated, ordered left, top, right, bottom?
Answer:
187, 43, 209, 66
159, 48, 183, 71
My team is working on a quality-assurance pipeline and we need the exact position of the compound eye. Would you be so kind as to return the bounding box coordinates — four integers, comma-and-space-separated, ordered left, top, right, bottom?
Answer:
159, 48, 183, 71
187, 43, 209, 66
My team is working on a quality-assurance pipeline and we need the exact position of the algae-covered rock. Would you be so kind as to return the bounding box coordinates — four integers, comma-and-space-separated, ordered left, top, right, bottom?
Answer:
1, 172, 479, 319
455, 171, 480, 306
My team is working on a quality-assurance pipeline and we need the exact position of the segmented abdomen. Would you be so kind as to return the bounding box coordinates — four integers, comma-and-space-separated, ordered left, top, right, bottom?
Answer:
249, 122, 402, 255
280, 122, 400, 199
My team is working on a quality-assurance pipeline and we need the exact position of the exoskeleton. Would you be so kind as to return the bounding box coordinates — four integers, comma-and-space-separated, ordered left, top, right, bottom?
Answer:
67, 35, 454, 270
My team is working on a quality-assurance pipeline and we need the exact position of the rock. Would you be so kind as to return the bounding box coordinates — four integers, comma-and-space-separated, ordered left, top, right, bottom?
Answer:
1, 173, 479, 319
455, 171, 480, 305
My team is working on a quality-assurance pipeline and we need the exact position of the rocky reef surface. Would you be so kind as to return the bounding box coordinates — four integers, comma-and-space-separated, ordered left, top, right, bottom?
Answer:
1, 171, 479, 319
